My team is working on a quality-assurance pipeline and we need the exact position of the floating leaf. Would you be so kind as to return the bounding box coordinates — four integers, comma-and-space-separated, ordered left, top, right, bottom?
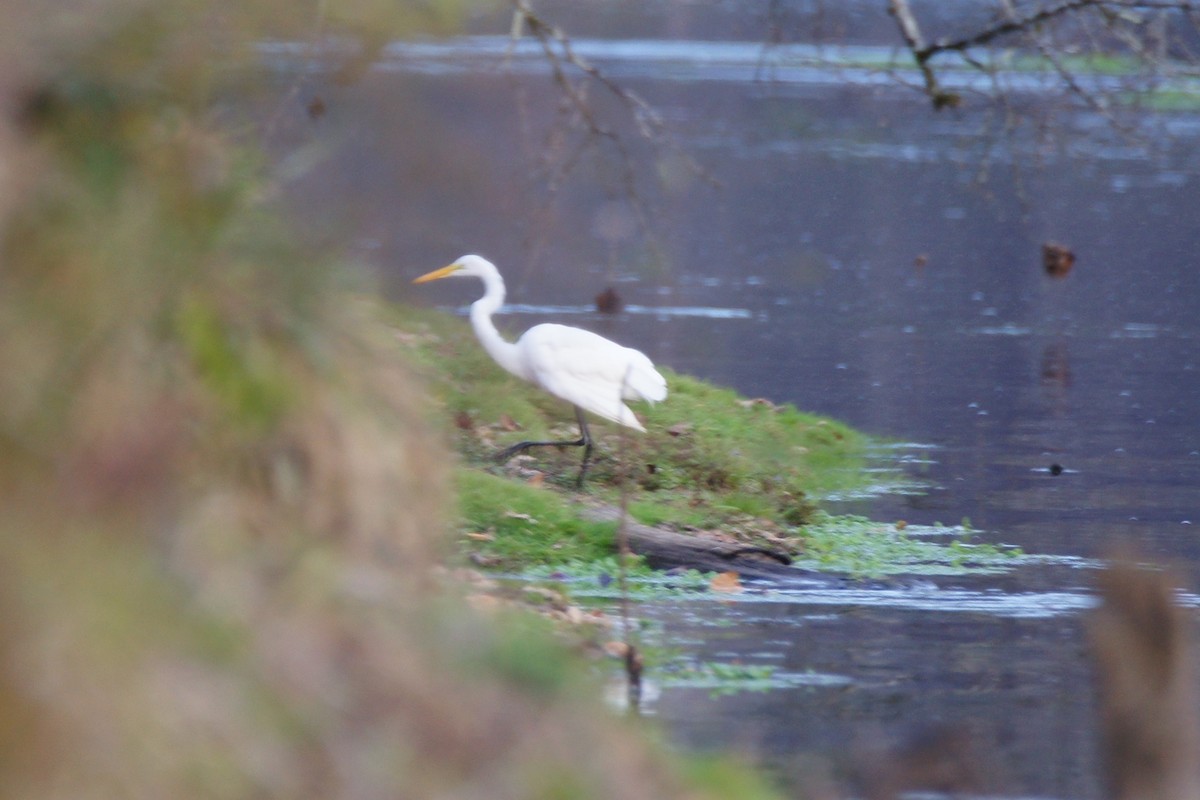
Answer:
666, 422, 694, 437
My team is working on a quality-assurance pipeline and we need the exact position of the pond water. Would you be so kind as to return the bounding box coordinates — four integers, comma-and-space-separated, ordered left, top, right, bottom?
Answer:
272, 22, 1200, 800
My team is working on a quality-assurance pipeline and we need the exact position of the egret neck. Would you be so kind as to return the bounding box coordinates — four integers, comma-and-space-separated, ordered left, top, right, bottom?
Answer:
468, 268, 527, 381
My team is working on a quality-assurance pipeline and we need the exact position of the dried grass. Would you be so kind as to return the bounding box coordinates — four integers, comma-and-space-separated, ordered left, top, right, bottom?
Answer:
0, 4, 733, 799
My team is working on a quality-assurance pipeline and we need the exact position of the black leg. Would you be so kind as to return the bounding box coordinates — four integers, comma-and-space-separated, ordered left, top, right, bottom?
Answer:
574, 406, 594, 489
495, 406, 594, 489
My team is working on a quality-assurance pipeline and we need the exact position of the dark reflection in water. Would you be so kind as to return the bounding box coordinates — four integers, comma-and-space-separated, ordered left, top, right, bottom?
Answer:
643, 596, 1100, 799
278, 34, 1200, 800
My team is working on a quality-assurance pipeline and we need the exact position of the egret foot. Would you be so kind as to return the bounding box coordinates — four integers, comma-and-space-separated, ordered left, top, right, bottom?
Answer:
496, 407, 594, 489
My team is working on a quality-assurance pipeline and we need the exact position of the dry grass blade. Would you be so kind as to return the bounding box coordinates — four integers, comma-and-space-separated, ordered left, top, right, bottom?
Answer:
1088, 556, 1200, 800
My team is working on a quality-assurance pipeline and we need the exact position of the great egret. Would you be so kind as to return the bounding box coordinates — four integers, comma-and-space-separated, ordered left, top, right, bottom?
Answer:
414, 254, 667, 487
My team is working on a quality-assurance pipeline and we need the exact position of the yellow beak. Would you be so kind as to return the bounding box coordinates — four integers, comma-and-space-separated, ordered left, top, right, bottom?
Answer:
413, 263, 461, 284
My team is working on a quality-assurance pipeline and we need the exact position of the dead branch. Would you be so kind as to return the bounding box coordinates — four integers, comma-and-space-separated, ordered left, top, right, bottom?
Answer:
507, 0, 715, 265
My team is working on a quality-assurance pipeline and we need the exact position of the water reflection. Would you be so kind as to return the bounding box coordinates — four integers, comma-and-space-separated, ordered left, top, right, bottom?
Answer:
638, 588, 1103, 799
480, 303, 755, 319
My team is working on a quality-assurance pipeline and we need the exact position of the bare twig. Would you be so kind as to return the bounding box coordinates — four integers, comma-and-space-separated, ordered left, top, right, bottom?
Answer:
509, 0, 668, 152
888, 0, 961, 107
889, 0, 1200, 111
506, 0, 715, 275
918, 0, 1194, 61
615, 363, 642, 712
261, 0, 329, 136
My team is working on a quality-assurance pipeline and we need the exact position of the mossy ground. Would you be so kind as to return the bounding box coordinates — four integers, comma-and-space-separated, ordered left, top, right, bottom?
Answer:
391, 305, 1022, 580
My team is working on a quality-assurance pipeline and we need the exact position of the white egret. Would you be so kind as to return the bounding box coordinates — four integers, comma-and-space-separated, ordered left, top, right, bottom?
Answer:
414, 254, 667, 487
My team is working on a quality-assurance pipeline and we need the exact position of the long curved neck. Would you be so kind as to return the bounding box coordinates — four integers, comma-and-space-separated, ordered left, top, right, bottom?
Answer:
470, 269, 527, 380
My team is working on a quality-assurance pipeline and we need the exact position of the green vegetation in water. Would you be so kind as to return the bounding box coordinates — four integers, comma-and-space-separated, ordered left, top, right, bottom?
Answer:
667, 661, 780, 697
847, 49, 1149, 78
1119, 87, 1200, 112
792, 514, 1023, 578
657, 659, 850, 698
521, 556, 717, 600
680, 757, 789, 800
1003, 51, 1144, 76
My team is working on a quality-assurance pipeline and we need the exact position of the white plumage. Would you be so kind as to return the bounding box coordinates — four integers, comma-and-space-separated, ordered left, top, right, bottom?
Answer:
519, 323, 666, 430
414, 254, 667, 486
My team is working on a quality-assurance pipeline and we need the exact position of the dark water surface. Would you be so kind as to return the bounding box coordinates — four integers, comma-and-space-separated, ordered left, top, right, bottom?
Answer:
278, 32, 1200, 799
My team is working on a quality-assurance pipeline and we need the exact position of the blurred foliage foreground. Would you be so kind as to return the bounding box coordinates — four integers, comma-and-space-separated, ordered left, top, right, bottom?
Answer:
0, 4, 778, 799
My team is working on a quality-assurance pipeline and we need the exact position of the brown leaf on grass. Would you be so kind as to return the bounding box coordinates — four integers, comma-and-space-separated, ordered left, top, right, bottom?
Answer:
454, 411, 474, 430
710, 571, 742, 593
666, 422, 693, 437
498, 413, 522, 431
466, 531, 494, 542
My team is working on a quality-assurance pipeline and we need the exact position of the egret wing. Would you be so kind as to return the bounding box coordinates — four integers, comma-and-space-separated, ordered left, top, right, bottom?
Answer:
620, 348, 668, 402
518, 324, 665, 430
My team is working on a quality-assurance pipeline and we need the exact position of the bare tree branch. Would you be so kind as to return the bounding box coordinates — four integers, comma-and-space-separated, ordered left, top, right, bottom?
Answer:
889, 0, 1200, 111
506, 0, 718, 274
920, 0, 1098, 60
887, 0, 961, 107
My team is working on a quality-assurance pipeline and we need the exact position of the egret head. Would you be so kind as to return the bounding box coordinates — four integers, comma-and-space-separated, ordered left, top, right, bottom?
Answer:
413, 254, 495, 284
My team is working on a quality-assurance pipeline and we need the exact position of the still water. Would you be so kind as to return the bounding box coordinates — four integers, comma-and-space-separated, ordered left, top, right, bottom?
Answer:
276, 28, 1200, 799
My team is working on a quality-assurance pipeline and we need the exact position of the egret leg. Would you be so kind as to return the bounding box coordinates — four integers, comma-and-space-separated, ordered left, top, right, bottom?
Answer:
495, 406, 593, 489
573, 407, 594, 489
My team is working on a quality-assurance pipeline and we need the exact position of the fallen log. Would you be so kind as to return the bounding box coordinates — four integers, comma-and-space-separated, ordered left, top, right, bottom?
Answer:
580, 504, 832, 583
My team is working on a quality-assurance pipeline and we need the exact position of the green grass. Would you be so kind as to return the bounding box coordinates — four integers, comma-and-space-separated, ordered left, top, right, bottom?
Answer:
456, 469, 620, 568
639, 371, 868, 499
392, 304, 879, 523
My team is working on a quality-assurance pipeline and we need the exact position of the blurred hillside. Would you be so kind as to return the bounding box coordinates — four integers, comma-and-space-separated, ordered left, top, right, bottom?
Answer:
0, 3, 777, 798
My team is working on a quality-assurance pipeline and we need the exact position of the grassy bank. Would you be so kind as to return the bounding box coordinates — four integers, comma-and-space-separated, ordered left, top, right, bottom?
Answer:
390, 305, 1021, 579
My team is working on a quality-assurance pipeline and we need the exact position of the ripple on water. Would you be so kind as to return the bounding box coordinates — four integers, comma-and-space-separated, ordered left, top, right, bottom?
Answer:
450, 303, 755, 319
